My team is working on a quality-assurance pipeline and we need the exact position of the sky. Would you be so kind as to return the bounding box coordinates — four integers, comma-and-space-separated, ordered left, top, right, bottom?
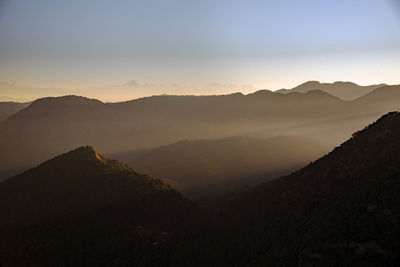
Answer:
0, 0, 400, 101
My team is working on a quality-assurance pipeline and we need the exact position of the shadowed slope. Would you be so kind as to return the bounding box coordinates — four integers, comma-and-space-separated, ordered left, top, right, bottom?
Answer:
0, 146, 178, 227
0, 146, 199, 266
130, 136, 328, 199
169, 112, 400, 266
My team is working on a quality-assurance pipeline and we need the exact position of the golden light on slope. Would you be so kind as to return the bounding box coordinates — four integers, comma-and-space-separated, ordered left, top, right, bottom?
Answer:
95, 152, 106, 164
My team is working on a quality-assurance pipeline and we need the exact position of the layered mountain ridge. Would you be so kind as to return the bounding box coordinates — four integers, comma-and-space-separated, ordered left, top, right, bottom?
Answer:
277, 80, 386, 100
1, 83, 399, 181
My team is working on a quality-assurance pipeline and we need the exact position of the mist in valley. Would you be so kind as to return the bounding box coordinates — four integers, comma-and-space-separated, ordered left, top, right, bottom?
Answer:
1, 0, 400, 266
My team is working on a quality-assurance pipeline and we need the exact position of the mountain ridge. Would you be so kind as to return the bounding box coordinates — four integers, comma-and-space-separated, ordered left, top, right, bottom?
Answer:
175, 111, 400, 266
0, 83, 398, 181
277, 80, 387, 100
6, 95, 105, 121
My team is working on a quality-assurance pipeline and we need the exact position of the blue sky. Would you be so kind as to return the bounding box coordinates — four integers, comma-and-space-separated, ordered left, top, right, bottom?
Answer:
0, 0, 399, 99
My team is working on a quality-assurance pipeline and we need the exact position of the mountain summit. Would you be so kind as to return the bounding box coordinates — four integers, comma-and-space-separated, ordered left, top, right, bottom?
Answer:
6, 95, 104, 121
277, 80, 386, 100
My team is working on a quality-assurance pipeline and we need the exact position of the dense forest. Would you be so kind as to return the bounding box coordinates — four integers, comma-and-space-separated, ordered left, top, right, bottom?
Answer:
0, 147, 203, 266
166, 111, 400, 266
1, 112, 400, 266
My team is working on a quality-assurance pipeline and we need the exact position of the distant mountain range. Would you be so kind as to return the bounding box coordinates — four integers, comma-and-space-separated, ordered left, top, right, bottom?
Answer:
276, 80, 386, 100
1, 112, 400, 265
0, 101, 30, 121
354, 84, 400, 107
129, 136, 328, 200
0, 83, 399, 181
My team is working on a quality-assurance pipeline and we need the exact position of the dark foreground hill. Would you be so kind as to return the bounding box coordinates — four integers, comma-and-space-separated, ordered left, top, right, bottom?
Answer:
130, 136, 328, 200
2, 113, 400, 266
0, 146, 200, 267
168, 112, 400, 266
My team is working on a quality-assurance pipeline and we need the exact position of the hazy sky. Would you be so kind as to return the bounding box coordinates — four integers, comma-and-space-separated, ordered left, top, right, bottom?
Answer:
0, 0, 400, 101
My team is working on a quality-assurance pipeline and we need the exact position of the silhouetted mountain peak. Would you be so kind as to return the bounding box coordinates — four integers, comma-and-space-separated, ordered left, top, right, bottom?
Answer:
33, 145, 134, 175
57, 145, 106, 164
31, 95, 104, 107
228, 92, 244, 97
332, 81, 357, 86
299, 80, 321, 86
278, 80, 388, 100
249, 89, 276, 96
5, 95, 105, 121
298, 80, 360, 88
